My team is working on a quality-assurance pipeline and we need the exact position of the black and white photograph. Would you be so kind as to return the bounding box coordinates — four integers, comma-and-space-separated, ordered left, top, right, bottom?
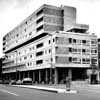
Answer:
0, 0, 100, 100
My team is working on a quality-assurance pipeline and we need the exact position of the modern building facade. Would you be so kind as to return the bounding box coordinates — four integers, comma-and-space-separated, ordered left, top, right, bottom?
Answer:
98, 39, 100, 80
0, 58, 2, 80
2, 4, 98, 84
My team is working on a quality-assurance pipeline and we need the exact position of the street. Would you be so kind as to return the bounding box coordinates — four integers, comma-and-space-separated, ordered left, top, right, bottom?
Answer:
0, 84, 100, 100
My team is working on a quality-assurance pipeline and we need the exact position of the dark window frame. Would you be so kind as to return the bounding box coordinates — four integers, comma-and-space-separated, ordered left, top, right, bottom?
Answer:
36, 60, 43, 65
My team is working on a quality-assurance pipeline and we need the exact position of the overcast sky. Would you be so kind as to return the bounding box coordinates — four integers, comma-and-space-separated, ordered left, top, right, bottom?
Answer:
0, 0, 100, 57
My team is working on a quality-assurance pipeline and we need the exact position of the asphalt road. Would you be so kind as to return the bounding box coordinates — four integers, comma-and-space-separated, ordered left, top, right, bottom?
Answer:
0, 84, 100, 100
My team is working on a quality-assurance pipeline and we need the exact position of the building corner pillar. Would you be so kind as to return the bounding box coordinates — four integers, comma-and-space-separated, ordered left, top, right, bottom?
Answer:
54, 68, 58, 84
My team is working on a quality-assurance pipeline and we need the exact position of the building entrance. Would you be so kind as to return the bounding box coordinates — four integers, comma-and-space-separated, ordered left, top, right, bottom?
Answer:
72, 68, 87, 81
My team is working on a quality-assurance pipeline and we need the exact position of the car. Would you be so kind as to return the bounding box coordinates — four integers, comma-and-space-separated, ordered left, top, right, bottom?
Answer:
9, 80, 16, 85
2, 80, 10, 84
0, 80, 3, 84
16, 80, 22, 85
22, 78, 33, 85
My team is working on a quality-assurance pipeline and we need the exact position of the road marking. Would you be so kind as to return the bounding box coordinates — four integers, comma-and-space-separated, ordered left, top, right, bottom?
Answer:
0, 89, 19, 96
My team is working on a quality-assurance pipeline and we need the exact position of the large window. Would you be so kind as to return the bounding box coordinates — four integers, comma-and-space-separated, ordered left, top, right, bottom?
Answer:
36, 9, 43, 16
69, 57, 72, 62
36, 17, 43, 24
82, 49, 86, 53
73, 39, 76, 43
36, 60, 43, 65
36, 51, 44, 56
36, 43, 43, 48
36, 25, 43, 32
69, 38, 72, 43
56, 47, 68, 54
56, 37, 68, 44
82, 40, 86, 44
69, 47, 72, 52
91, 39, 97, 45
82, 58, 90, 64
91, 49, 97, 54
56, 56, 68, 64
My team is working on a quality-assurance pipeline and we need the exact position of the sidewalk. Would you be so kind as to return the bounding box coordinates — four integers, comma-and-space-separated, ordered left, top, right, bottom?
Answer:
12, 84, 77, 94
12, 83, 100, 94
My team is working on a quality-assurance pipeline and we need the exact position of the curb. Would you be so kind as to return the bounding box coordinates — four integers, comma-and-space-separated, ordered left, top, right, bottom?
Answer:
12, 85, 77, 94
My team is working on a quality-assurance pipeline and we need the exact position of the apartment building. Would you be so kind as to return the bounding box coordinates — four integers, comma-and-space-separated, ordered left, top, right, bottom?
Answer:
98, 39, 100, 78
2, 4, 98, 84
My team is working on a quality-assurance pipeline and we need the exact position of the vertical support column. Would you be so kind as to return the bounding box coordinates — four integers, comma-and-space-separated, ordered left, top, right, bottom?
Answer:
49, 68, 52, 84
33, 71, 35, 83
28, 71, 30, 78
54, 68, 58, 84
97, 72, 100, 82
45, 69, 48, 84
16, 71, 17, 80
39, 70, 41, 83
18, 71, 21, 80
23, 72, 25, 79
68, 69, 72, 80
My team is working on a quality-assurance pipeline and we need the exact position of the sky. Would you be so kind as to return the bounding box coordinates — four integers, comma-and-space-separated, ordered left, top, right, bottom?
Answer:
0, 0, 100, 57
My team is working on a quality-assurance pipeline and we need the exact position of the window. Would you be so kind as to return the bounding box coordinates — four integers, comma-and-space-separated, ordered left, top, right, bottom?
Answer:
56, 56, 68, 64
36, 51, 44, 56
32, 46, 34, 50
69, 47, 72, 52
36, 9, 43, 16
82, 40, 86, 44
73, 39, 76, 43
91, 58, 97, 64
69, 38, 72, 43
3, 42, 6, 45
29, 47, 32, 51
24, 56, 27, 60
49, 49, 51, 53
82, 58, 90, 64
30, 55, 32, 58
45, 50, 47, 54
91, 39, 97, 44
30, 62, 32, 66
29, 32, 32, 36
82, 58, 85, 62
53, 38, 55, 42
27, 62, 29, 66
24, 28, 26, 32
20, 58, 22, 61
18, 52, 20, 55
86, 58, 90, 63
36, 43, 43, 48
16, 34, 19, 37
69, 57, 72, 62
95, 50, 97, 53
49, 40, 50, 44
36, 17, 43, 24
82, 49, 86, 53
25, 21, 27, 25
36, 25, 43, 32
73, 48, 77, 53
3, 47, 5, 50
36, 60, 43, 65
91, 49, 97, 54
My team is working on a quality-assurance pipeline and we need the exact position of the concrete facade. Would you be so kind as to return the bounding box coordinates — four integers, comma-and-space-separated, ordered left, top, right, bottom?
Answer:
2, 4, 98, 84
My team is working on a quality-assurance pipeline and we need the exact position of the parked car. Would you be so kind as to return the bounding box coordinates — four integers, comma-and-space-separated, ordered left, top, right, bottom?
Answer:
16, 80, 22, 85
9, 80, 16, 85
2, 80, 10, 84
0, 80, 3, 84
22, 78, 33, 85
